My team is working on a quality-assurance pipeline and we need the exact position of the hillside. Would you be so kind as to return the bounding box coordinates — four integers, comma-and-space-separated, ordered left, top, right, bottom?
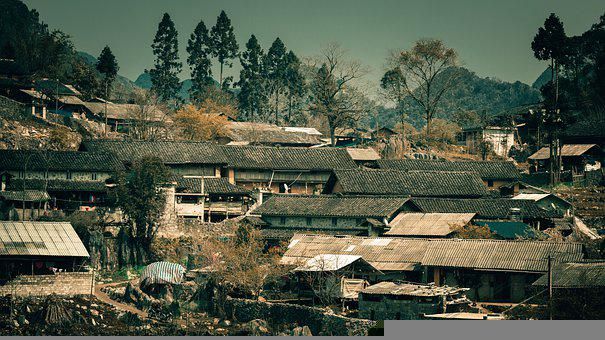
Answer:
77, 51, 143, 101
375, 67, 542, 129
134, 72, 218, 102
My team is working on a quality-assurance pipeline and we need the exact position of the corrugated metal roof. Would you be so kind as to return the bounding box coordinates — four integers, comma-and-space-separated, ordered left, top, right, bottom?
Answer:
281, 234, 428, 271
386, 213, 475, 237
0, 221, 89, 257
533, 261, 605, 288
140, 261, 186, 286
528, 144, 599, 160
420, 239, 583, 273
512, 193, 551, 201
293, 254, 375, 272
346, 148, 381, 161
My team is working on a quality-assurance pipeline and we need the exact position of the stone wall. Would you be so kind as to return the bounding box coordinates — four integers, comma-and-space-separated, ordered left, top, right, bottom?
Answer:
224, 297, 376, 336
358, 294, 446, 320
0, 272, 94, 297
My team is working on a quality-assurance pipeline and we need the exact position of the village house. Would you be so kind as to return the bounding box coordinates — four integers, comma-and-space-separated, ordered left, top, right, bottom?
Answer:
0, 221, 92, 297
82, 100, 170, 134
168, 176, 252, 222
528, 144, 602, 178
358, 282, 470, 320
323, 169, 489, 198
512, 193, 572, 217
405, 197, 559, 228
251, 195, 410, 241
281, 234, 584, 303
0, 190, 50, 220
376, 159, 521, 191
0, 149, 123, 216
80, 140, 227, 177
345, 147, 381, 167
220, 145, 358, 194
459, 125, 516, 158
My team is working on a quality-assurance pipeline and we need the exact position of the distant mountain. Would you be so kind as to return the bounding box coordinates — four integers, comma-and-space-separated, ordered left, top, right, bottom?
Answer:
77, 51, 142, 101
135, 72, 218, 102
532, 67, 552, 90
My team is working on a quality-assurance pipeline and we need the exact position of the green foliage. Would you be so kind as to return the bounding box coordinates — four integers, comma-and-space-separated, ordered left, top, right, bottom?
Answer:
210, 10, 239, 85
186, 19, 213, 103
96, 45, 119, 98
116, 157, 171, 247
265, 37, 288, 124
284, 50, 306, 124
237, 34, 268, 121
150, 13, 182, 103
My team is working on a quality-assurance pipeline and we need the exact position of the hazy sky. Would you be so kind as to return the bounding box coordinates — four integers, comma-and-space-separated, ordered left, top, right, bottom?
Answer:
24, 0, 604, 88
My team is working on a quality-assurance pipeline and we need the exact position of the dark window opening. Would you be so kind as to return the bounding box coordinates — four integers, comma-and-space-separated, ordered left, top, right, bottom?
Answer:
306, 217, 312, 226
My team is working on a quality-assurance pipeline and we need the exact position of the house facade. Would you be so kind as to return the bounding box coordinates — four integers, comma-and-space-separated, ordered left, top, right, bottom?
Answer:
461, 126, 516, 158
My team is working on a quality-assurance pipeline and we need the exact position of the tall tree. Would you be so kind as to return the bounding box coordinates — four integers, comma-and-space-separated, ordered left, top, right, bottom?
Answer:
210, 10, 238, 86
149, 13, 182, 103
389, 39, 460, 137
265, 37, 288, 124
186, 19, 214, 103
380, 68, 408, 149
284, 50, 305, 124
237, 34, 268, 121
309, 43, 368, 145
96, 45, 119, 99
532, 13, 567, 185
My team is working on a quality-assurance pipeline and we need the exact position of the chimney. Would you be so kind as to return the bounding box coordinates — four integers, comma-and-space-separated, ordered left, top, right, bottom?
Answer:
509, 208, 522, 222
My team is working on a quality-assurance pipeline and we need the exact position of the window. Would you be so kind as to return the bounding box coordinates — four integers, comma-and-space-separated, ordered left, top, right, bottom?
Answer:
332, 217, 338, 227
487, 180, 494, 187
306, 217, 312, 226
91, 173, 98, 180
66, 171, 72, 180
280, 217, 286, 225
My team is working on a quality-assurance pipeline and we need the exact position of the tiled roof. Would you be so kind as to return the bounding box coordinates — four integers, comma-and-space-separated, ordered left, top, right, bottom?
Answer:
528, 144, 599, 160
173, 176, 250, 195
281, 234, 428, 271
408, 197, 558, 219
420, 238, 583, 273
326, 169, 489, 198
221, 145, 357, 170
0, 190, 50, 202
376, 159, 521, 181
226, 122, 322, 146
533, 261, 605, 288
252, 194, 408, 218
0, 221, 89, 257
0, 150, 123, 172
385, 213, 476, 237
6, 179, 108, 192
81, 140, 227, 165
83, 102, 168, 122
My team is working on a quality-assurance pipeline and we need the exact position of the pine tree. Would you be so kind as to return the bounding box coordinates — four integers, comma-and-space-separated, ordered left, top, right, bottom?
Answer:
284, 50, 305, 123
210, 10, 238, 86
149, 13, 182, 103
265, 37, 288, 124
187, 19, 213, 103
96, 45, 119, 99
237, 35, 268, 121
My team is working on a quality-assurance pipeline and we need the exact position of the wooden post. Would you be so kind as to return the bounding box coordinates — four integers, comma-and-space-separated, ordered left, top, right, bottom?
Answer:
547, 255, 553, 320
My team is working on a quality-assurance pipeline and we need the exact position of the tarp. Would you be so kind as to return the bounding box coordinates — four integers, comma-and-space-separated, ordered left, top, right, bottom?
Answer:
140, 261, 186, 286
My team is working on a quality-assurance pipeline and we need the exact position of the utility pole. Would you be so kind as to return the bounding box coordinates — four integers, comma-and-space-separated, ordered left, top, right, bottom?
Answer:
547, 254, 553, 320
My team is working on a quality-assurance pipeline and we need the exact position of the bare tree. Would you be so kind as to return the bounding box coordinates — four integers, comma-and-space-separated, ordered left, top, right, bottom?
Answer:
308, 43, 369, 145
127, 91, 172, 140
388, 39, 460, 137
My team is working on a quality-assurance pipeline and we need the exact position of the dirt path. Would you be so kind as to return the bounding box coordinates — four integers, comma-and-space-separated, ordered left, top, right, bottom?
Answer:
94, 281, 149, 319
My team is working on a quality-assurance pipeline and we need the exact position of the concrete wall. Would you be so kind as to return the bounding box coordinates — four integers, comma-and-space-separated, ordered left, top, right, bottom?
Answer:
224, 297, 376, 336
0, 272, 94, 297
358, 294, 446, 320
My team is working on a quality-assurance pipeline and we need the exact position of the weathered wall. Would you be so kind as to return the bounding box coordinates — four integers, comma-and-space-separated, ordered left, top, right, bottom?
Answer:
224, 297, 376, 336
358, 294, 445, 320
5, 170, 112, 182
264, 216, 366, 230
0, 272, 94, 297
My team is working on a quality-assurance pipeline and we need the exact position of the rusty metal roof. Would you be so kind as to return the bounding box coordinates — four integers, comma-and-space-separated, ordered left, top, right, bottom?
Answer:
528, 144, 599, 160
385, 213, 476, 237
0, 221, 89, 257
420, 239, 583, 273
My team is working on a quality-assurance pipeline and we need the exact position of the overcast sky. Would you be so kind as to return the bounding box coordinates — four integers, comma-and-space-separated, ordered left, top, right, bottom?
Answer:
24, 0, 604, 88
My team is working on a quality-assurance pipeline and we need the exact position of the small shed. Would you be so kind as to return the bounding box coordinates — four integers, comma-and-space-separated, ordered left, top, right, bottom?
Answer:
512, 193, 572, 216
358, 282, 469, 320
528, 144, 601, 175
